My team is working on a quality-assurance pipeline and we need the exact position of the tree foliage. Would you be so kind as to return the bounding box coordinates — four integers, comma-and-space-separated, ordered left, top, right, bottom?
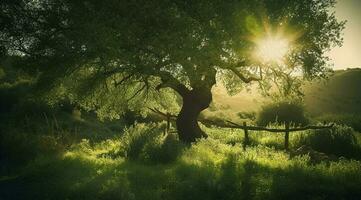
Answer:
1, 0, 344, 140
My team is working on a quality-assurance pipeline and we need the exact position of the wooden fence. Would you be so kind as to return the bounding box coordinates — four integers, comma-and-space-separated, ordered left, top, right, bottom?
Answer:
219, 121, 334, 150
149, 108, 334, 150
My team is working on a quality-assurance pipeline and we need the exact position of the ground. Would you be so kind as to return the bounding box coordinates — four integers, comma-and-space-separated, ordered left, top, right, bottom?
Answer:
1, 122, 361, 200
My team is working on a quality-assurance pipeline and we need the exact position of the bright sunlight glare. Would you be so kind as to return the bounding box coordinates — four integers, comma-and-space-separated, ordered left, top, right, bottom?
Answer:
256, 36, 290, 64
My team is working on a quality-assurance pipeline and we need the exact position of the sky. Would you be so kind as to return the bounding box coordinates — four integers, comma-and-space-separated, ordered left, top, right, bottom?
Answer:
327, 0, 361, 69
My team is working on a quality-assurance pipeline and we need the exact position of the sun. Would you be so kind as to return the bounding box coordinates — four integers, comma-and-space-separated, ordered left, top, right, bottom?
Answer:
255, 36, 290, 64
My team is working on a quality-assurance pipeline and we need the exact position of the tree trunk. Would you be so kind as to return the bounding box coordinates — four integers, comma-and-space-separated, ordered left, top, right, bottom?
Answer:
176, 87, 212, 143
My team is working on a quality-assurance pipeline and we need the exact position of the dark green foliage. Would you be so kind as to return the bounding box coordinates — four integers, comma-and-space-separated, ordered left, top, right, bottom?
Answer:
216, 155, 243, 199
265, 162, 361, 200
143, 133, 184, 164
315, 113, 361, 132
0, 82, 33, 114
257, 101, 309, 126
295, 125, 361, 159
0, 132, 63, 172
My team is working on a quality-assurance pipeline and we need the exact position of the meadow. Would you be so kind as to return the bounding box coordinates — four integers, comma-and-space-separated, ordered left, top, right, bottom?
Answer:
1, 107, 361, 200
1, 69, 361, 200
2, 1, 361, 199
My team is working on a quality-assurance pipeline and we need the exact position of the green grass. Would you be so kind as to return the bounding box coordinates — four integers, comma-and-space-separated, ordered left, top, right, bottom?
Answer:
2, 57, 361, 200
1, 123, 361, 200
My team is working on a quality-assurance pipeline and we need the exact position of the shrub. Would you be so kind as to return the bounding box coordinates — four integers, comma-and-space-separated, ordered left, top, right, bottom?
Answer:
237, 111, 256, 121
315, 113, 361, 132
257, 101, 308, 126
0, 131, 64, 173
119, 123, 160, 160
294, 125, 360, 158
119, 123, 183, 163
141, 133, 183, 164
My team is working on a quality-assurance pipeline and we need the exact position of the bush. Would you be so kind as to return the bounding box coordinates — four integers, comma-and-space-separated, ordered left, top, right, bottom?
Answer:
0, 131, 64, 174
119, 123, 183, 163
257, 101, 308, 126
294, 125, 360, 158
237, 111, 256, 121
315, 113, 361, 132
142, 133, 183, 164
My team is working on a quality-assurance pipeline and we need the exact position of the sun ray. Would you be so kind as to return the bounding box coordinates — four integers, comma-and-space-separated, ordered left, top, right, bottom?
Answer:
255, 36, 290, 64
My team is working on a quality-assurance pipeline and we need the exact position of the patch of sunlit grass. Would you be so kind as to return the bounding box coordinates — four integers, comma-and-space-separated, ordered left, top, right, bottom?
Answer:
2, 123, 361, 200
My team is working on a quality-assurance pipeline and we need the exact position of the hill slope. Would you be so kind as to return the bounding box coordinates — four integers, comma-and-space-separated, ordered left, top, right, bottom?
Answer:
206, 68, 361, 122
304, 68, 361, 115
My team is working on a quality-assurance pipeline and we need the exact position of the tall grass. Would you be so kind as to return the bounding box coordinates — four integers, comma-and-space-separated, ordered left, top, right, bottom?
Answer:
1, 122, 361, 200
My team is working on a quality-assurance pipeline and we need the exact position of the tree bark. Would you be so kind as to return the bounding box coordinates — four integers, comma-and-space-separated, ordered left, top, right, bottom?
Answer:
176, 87, 212, 143
155, 68, 216, 143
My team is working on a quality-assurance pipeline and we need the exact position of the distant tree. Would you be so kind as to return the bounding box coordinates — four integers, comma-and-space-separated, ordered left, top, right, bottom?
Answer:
257, 101, 309, 126
0, 0, 344, 143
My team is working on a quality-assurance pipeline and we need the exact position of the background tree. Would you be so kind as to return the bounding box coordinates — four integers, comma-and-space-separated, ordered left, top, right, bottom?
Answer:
1, 0, 344, 143
257, 101, 309, 127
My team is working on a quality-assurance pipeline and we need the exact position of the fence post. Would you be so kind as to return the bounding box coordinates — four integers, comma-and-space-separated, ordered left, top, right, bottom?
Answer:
243, 122, 249, 150
284, 123, 290, 151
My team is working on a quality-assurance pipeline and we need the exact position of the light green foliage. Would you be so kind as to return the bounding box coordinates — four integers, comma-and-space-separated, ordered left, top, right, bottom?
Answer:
119, 123, 162, 160
118, 123, 183, 163
218, 69, 247, 96
44, 71, 181, 121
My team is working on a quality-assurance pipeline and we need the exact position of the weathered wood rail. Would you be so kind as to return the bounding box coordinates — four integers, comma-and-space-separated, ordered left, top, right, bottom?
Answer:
148, 108, 334, 150
219, 121, 334, 150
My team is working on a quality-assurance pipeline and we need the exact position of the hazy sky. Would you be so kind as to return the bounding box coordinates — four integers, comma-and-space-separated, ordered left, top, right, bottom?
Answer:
327, 0, 361, 69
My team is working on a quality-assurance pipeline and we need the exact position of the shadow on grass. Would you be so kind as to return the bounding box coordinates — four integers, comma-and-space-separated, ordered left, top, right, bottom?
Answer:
1, 151, 361, 200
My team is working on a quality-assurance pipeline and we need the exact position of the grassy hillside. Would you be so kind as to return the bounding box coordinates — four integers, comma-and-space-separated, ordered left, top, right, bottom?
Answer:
204, 68, 361, 129
304, 68, 361, 115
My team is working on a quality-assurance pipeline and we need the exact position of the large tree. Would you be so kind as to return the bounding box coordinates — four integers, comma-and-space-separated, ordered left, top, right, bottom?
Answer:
1, 0, 344, 142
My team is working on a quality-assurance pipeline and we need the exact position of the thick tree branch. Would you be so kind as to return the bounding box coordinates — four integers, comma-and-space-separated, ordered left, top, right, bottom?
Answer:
155, 71, 190, 96
114, 73, 134, 87
148, 107, 177, 119
127, 82, 148, 101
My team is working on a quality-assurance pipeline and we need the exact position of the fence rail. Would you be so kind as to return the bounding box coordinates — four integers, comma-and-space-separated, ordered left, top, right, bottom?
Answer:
219, 121, 334, 150
149, 108, 334, 150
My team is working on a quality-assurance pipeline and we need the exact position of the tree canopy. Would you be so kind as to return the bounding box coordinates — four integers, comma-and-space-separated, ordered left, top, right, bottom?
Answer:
1, 0, 344, 142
